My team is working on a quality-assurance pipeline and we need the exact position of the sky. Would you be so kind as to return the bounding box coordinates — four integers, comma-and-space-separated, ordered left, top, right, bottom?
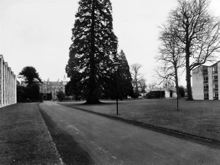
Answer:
1, 0, 220, 85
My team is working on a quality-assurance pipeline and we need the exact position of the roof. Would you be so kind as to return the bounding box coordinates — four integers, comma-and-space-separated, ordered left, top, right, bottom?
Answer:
192, 60, 220, 71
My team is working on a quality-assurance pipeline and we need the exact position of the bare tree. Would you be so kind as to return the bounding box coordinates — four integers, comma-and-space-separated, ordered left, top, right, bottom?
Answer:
169, 0, 220, 100
156, 23, 184, 110
139, 78, 147, 93
147, 81, 158, 91
130, 63, 143, 96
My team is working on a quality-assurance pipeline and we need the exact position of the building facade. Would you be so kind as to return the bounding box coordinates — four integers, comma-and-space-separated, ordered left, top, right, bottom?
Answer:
0, 55, 17, 107
192, 61, 220, 100
149, 87, 177, 99
40, 78, 67, 100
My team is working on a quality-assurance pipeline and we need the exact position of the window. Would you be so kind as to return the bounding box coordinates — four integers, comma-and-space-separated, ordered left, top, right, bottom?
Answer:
213, 75, 218, 83
204, 93, 209, 100
204, 76, 208, 83
213, 65, 218, 74
214, 92, 219, 100
203, 67, 208, 75
204, 84, 209, 91
213, 84, 218, 91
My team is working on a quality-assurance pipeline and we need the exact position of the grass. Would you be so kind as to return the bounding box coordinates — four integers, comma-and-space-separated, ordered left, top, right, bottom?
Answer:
60, 99, 220, 142
0, 103, 62, 165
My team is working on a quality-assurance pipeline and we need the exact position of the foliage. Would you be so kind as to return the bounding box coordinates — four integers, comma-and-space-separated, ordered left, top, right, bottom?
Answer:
19, 66, 42, 86
66, 0, 118, 104
17, 85, 28, 102
28, 83, 40, 101
65, 71, 83, 100
17, 84, 41, 102
17, 66, 42, 102
57, 91, 65, 101
106, 50, 134, 99
167, 0, 220, 100
145, 91, 165, 99
178, 86, 185, 97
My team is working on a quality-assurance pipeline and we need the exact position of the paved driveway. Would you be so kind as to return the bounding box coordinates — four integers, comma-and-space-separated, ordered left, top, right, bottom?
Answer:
40, 101, 220, 165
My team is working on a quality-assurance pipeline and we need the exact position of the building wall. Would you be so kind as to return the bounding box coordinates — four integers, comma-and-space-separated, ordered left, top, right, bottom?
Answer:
0, 55, 16, 108
208, 67, 213, 100
192, 66, 204, 100
192, 61, 220, 100
218, 62, 220, 100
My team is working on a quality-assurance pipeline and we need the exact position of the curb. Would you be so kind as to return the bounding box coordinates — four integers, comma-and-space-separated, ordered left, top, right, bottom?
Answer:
61, 104, 220, 149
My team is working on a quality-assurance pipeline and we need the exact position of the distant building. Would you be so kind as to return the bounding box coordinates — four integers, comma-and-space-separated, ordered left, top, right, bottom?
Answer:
0, 55, 17, 107
192, 61, 220, 100
40, 76, 68, 100
149, 87, 177, 99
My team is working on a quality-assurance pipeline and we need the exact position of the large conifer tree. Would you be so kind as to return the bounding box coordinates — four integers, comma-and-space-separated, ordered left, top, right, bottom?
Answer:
66, 0, 118, 104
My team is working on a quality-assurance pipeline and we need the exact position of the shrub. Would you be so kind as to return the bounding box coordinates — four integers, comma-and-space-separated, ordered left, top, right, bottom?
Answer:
57, 91, 65, 101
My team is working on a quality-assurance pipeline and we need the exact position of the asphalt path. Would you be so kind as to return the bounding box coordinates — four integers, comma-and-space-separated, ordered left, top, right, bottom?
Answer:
40, 101, 220, 165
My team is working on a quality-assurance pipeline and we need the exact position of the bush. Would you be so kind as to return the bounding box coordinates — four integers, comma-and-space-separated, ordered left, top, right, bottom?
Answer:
178, 86, 185, 97
57, 91, 65, 101
145, 91, 165, 99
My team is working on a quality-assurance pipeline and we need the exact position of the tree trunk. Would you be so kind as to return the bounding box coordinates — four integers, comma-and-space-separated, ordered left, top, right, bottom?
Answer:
185, 31, 193, 100
174, 63, 179, 111
186, 54, 193, 100
86, 0, 100, 104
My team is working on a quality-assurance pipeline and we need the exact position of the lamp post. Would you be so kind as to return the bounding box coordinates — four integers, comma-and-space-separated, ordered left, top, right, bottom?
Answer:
113, 62, 120, 115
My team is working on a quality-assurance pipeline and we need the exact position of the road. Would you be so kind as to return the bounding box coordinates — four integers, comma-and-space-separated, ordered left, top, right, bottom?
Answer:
40, 101, 220, 165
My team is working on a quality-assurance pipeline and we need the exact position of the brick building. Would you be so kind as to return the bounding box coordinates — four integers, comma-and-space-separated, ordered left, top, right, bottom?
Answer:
0, 55, 17, 107
192, 61, 220, 100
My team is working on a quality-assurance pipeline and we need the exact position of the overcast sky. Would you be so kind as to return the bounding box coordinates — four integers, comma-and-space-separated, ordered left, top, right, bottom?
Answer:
1, 0, 220, 85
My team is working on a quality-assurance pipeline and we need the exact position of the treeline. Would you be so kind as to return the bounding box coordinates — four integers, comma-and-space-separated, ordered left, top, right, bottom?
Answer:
17, 66, 42, 102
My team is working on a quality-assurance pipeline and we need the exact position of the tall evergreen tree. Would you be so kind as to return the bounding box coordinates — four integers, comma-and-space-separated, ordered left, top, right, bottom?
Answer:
66, 0, 118, 104
101, 50, 134, 99
116, 50, 134, 99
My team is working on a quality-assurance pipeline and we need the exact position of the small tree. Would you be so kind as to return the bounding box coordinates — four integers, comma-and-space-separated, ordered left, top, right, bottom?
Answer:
156, 22, 184, 111
139, 78, 147, 93
178, 86, 185, 97
57, 91, 65, 102
130, 63, 143, 97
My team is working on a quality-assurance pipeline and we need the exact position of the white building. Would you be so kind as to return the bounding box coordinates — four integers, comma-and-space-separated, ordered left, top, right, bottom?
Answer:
192, 61, 220, 100
149, 87, 177, 99
0, 55, 17, 107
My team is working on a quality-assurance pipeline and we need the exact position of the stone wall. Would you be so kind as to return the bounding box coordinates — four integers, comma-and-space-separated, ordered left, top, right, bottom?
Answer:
0, 55, 17, 107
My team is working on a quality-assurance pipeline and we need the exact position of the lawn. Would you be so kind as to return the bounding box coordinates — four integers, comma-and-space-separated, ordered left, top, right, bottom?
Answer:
0, 103, 62, 164
60, 99, 220, 142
